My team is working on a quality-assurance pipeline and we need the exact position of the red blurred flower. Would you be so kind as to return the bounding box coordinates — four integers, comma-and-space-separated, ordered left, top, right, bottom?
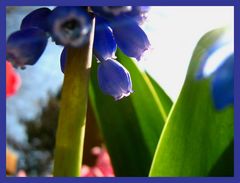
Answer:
6, 61, 21, 97
81, 146, 114, 177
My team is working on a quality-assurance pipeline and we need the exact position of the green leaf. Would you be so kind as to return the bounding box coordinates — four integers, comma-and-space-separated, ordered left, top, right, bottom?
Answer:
89, 50, 172, 176
145, 72, 173, 114
208, 140, 234, 176
149, 28, 233, 176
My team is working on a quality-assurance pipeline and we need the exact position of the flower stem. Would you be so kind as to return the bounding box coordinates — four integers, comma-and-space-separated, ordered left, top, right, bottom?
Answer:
53, 18, 95, 177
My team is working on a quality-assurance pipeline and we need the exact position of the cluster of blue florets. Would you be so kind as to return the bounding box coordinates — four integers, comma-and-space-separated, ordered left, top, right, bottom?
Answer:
6, 6, 234, 108
7, 6, 150, 100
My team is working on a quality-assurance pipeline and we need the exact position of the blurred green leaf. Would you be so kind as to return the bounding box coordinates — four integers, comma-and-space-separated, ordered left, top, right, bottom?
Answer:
149, 28, 233, 176
89, 50, 172, 176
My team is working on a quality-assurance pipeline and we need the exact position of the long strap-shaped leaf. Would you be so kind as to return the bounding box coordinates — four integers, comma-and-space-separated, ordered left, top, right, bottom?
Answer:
149, 28, 233, 176
89, 50, 172, 176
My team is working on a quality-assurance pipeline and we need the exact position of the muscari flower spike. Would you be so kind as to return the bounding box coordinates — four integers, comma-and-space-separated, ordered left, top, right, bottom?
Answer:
91, 6, 151, 61
91, 6, 150, 25
20, 7, 52, 32
7, 6, 151, 100
7, 8, 53, 68
110, 16, 150, 61
93, 16, 117, 61
97, 59, 133, 100
196, 32, 234, 110
7, 27, 48, 67
92, 6, 133, 17
48, 6, 92, 47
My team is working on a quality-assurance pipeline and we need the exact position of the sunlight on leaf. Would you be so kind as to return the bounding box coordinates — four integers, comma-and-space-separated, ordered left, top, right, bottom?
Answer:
149, 28, 233, 176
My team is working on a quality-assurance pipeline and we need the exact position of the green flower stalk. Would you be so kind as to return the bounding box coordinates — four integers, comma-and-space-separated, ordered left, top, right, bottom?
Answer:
53, 18, 95, 176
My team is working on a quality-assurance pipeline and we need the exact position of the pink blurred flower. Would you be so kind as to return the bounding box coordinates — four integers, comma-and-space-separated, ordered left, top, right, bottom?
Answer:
81, 146, 114, 177
6, 61, 21, 97
16, 170, 27, 177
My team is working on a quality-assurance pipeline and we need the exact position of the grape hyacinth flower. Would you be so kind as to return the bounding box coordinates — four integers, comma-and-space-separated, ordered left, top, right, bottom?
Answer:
6, 6, 150, 100
60, 50, 133, 100
48, 6, 92, 47
6, 7, 91, 67
196, 32, 234, 110
20, 7, 52, 31
7, 27, 48, 68
6, 6, 151, 176
91, 6, 150, 61
91, 6, 150, 25
93, 16, 117, 61
97, 59, 133, 100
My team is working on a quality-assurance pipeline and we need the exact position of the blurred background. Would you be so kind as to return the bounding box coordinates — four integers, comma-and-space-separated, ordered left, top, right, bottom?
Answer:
6, 6, 233, 176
